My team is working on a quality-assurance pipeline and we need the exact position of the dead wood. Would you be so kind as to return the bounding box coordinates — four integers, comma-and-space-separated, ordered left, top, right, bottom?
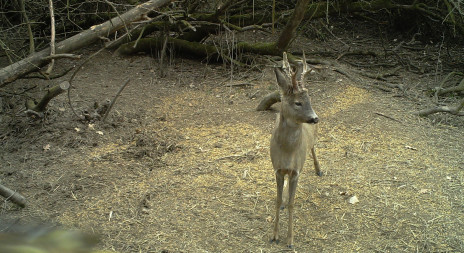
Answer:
45, 0, 56, 75
22, 66, 74, 80
336, 50, 379, 60
436, 78, 464, 96
25, 81, 70, 116
102, 79, 131, 122
68, 47, 107, 120
116, 37, 219, 59
117, 37, 254, 66
414, 97, 464, 117
256, 90, 281, 111
0, 183, 26, 208
114, 0, 400, 52
0, 0, 174, 87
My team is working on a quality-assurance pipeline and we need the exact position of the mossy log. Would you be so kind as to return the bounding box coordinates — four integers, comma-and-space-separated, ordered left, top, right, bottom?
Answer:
117, 37, 286, 62
116, 37, 219, 59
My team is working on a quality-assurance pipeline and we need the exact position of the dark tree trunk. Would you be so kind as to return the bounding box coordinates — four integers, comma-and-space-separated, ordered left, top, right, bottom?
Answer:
276, 0, 311, 52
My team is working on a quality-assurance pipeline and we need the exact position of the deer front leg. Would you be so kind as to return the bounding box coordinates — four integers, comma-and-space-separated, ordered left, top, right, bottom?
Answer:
271, 171, 285, 244
287, 174, 299, 248
311, 147, 322, 176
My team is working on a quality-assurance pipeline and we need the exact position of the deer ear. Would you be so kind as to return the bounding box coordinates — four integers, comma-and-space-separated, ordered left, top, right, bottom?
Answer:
274, 68, 292, 93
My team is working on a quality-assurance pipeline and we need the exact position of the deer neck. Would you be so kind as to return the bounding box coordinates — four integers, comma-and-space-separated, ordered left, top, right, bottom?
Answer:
274, 113, 304, 150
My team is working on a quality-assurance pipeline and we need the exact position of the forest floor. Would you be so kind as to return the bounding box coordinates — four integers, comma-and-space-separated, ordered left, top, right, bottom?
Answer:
1, 17, 464, 252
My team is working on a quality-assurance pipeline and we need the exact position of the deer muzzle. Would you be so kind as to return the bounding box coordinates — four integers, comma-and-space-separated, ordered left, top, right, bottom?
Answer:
307, 116, 319, 124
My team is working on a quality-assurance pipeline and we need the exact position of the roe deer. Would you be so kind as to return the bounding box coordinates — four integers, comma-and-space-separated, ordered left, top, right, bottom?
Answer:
270, 52, 321, 248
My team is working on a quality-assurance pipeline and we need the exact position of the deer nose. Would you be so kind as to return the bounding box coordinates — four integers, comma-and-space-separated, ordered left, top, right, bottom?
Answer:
307, 116, 319, 124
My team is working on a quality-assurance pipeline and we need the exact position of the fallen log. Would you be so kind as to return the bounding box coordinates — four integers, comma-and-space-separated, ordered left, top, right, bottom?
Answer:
0, 0, 174, 87
256, 90, 281, 111
0, 183, 26, 208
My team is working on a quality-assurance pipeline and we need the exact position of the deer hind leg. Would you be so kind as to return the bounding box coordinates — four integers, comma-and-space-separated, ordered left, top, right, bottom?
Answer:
281, 176, 289, 209
287, 173, 299, 248
311, 147, 322, 176
271, 171, 285, 244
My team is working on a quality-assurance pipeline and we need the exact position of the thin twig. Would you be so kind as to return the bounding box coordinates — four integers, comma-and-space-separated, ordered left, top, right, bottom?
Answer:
22, 66, 74, 80
67, 47, 106, 120
104, 0, 131, 40
102, 79, 131, 122
19, 0, 34, 55
374, 112, 402, 123
45, 0, 56, 75
159, 33, 169, 77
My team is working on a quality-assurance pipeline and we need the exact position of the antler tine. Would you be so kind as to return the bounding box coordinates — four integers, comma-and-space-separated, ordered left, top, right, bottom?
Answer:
295, 51, 310, 90
281, 52, 301, 91
282, 52, 292, 77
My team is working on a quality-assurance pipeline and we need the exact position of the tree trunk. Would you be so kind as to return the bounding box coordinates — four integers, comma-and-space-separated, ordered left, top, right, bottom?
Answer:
0, 0, 174, 87
276, 0, 311, 52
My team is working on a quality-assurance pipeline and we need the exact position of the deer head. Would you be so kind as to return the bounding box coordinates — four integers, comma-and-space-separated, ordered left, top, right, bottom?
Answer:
274, 52, 318, 124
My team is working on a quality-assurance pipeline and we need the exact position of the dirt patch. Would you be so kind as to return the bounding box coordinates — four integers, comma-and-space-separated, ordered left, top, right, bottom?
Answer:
1, 19, 464, 252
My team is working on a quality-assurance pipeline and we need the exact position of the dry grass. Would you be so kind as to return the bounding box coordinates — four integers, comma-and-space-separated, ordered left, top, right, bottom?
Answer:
1, 27, 464, 253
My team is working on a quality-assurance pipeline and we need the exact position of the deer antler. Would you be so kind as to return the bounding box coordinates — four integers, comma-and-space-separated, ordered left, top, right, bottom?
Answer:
282, 52, 312, 92
294, 51, 311, 90
281, 52, 292, 77
281, 52, 300, 92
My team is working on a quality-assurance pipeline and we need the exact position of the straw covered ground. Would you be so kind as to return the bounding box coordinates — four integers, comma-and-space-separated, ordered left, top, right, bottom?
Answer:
1, 19, 463, 252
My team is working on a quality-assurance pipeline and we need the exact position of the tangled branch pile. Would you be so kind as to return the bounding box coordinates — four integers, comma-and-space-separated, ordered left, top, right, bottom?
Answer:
1, 0, 463, 63
0, 0, 463, 117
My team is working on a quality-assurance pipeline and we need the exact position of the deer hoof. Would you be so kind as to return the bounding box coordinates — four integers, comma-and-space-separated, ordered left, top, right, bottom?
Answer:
270, 238, 279, 244
287, 244, 294, 249
316, 171, 323, 177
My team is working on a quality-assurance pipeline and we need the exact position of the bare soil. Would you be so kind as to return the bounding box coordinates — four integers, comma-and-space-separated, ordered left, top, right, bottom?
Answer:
1, 19, 464, 252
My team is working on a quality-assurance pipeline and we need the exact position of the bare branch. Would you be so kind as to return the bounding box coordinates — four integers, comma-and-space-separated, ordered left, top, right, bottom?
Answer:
43, 54, 81, 61
19, 0, 35, 55
45, 0, 56, 75
414, 97, 464, 117
102, 79, 131, 122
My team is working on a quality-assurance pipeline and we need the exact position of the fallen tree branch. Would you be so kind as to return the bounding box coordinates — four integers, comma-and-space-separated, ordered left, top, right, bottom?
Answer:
117, 37, 246, 66
43, 54, 81, 61
0, 183, 26, 208
436, 77, 464, 96
21, 66, 74, 80
414, 97, 464, 117
25, 81, 70, 116
355, 66, 401, 81
68, 47, 106, 120
256, 90, 280, 111
0, 0, 174, 87
102, 78, 131, 122
336, 50, 378, 60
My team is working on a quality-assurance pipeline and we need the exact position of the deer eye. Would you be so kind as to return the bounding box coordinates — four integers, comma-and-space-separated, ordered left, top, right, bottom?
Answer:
295, 102, 302, 106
